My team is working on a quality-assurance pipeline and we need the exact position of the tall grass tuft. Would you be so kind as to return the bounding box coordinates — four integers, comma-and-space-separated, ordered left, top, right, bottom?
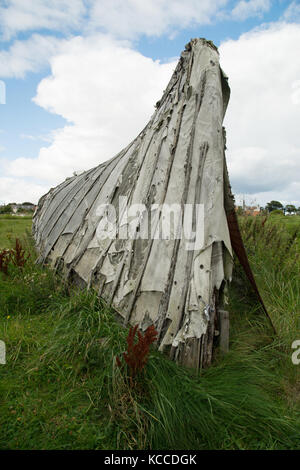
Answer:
237, 216, 299, 342
1, 218, 299, 450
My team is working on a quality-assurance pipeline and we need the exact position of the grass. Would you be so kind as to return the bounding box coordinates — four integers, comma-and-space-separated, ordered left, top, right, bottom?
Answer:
0, 215, 32, 249
268, 212, 300, 248
0, 215, 299, 449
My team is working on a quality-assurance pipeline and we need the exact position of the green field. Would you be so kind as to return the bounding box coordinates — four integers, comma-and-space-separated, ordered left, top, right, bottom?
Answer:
0, 215, 32, 249
0, 214, 299, 450
268, 213, 300, 245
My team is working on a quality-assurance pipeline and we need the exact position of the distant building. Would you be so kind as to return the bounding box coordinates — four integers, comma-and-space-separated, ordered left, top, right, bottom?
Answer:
8, 202, 36, 213
235, 205, 261, 216
20, 202, 35, 211
244, 205, 261, 216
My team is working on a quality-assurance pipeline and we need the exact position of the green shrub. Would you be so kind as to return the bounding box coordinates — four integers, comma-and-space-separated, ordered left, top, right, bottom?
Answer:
269, 209, 284, 216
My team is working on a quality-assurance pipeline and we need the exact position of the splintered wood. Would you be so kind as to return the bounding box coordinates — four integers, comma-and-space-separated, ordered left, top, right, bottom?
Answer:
33, 38, 235, 369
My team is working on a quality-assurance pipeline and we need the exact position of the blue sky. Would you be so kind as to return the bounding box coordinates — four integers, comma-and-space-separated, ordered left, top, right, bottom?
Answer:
0, 0, 300, 207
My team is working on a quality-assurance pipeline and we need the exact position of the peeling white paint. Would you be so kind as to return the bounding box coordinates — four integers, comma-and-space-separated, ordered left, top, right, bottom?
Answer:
33, 39, 234, 369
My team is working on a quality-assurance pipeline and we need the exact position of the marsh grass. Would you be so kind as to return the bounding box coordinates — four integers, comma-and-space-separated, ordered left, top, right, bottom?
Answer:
0, 215, 299, 449
0, 215, 32, 249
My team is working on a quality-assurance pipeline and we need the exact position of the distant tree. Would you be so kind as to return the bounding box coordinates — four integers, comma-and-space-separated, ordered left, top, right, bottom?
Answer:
236, 206, 244, 216
266, 200, 283, 213
0, 204, 12, 214
269, 209, 284, 216
17, 206, 34, 214
22, 202, 34, 206
285, 204, 296, 214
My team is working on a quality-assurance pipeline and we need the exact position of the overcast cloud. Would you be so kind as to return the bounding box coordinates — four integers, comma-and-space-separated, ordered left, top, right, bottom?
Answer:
220, 22, 300, 206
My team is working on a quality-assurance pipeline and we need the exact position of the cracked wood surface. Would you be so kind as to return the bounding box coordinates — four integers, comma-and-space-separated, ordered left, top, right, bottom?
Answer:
33, 38, 234, 369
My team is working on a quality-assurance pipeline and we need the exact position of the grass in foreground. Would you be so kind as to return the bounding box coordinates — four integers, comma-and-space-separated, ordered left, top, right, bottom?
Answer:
0, 216, 299, 449
0, 215, 32, 249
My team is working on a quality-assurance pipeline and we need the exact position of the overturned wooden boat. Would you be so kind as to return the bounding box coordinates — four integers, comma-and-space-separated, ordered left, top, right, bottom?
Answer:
33, 38, 266, 369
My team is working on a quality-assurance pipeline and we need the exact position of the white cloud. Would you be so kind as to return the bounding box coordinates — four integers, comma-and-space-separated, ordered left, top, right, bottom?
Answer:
232, 0, 271, 21
0, 1, 230, 81
0, 177, 48, 205
1, 10, 300, 207
291, 80, 300, 105
0, 0, 229, 42
282, 1, 300, 23
220, 22, 300, 206
5, 35, 176, 193
87, 0, 228, 38
0, 0, 85, 41
0, 34, 64, 78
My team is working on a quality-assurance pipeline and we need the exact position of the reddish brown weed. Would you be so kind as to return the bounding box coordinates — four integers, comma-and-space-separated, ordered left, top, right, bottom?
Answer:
117, 324, 158, 378
10, 238, 30, 268
0, 238, 30, 275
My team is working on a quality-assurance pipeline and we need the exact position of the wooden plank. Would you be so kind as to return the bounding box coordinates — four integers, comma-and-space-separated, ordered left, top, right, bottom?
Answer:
219, 309, 230, 354
33, 38, 235, 370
